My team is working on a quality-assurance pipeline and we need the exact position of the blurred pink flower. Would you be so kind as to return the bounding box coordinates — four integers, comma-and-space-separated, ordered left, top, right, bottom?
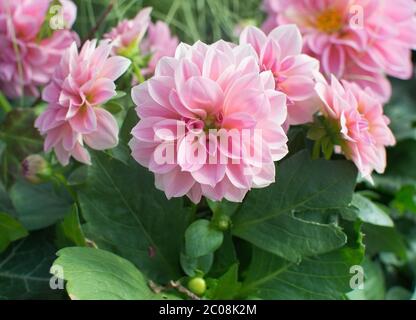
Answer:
315, 75, 396, 180
0, 0, 79, 98
140, 21, 179, 76
129, 40, 288, 203
35, 40, 131, 166
103, 7, 152, 54
262, 0, 416, 103
240, 25, 320, 126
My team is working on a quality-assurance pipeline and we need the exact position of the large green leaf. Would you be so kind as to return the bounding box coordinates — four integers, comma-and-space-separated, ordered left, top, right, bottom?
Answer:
53, 247, 177, 300
238, 224, 364, 300
10, 180, 73, 230
78, 151, 193, 283
0, 232, 63, 299
232, 150, 357, 262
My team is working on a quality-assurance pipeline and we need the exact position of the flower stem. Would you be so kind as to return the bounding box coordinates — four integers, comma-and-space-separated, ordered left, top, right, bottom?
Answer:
0, 92, 12, 113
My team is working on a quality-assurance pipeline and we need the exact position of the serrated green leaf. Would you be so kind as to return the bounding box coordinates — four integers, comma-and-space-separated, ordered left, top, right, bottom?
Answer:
232, 150, 357, 262
54, 247, 178, 300
239, 227, 364, 300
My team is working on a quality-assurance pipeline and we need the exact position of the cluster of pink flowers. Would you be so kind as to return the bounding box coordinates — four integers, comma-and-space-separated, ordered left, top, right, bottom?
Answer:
262, 0, 416, 102
0, 0, 78, 98
129, 41, 289, 203
104, 7, 178, 76
315, 75, 396, 180
22, 3, 409, 203
35, 40, 130, 165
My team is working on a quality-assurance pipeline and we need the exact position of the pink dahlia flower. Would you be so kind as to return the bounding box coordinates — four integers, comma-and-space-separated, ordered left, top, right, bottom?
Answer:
315, 75, 396, 180
35, 40, 131, 166
0, 0, 78, 98
240, 25, 320, 126
129, 40, 289, 203
103, 7, 152, 55
261, 0, 416, 103
140, 21, 179, 76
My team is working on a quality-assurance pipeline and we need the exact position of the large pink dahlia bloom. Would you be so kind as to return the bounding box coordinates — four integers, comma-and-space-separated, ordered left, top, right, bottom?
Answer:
129, 41, 289, 203
35, 40, 131, 166
262, 0, 416, 102
240, 25, 320, 126
315, 75, 396, 180
0, 0, 78, 98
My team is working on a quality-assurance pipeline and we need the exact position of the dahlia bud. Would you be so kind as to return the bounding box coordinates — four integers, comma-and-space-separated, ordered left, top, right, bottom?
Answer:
187, 277, 207, 297
21, 155, 51, 184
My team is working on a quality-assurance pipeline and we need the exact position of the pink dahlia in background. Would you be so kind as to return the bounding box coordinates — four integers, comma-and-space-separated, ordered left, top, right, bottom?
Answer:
261, 0, 416, 103
103, 7, 152, 55
129, 40, 288, 203
0, 0, 78, 98
240, 25, 320, 126
140, 21, 179, 76
35, 40, 131, 166
315, 75, 396, 180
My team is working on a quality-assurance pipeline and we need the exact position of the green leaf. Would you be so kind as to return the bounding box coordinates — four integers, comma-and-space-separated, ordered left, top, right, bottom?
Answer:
208, 233, 238, 278
185, 219, 224, 258
67, 165, 88, 186
0, 232, 63, 299
10, 180, 73, 230
232, 150, 357, 262
0, 212, 28, 252
347, 257, 385, 300
0, 182, 14, 215
180, 252, 213, 277
386, 287, 413, 300
53, 247, 177, 300
363, 224, 407, 260
351, 194, 394, 227
208, 264, 241, 300
78, 151, 193, 283
391, 185, 416, 214
55, 205, 86, 248
239, 224, 364, 300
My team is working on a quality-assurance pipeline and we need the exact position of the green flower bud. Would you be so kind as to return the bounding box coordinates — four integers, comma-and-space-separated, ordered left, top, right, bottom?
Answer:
187, 277, 207, 296
21, 155, 51, 184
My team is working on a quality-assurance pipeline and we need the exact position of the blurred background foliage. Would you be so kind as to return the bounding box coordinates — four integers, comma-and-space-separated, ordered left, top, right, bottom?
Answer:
72, 0, 263, 43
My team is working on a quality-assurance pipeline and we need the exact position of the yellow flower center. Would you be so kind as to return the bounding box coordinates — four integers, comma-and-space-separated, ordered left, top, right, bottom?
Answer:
315, 9, 343, 34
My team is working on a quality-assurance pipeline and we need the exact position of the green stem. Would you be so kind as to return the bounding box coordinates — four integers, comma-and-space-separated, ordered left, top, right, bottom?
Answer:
132, 62, 145, 84
0, 92, 12, 113
54, 173, 78, 202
